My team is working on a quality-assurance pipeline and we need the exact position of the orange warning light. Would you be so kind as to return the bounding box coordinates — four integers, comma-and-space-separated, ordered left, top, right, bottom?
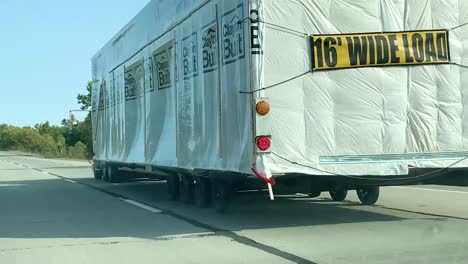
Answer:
256, 101, 270, 116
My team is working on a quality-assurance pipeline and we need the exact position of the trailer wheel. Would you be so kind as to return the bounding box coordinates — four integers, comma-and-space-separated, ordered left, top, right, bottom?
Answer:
329, 189, 348, 201
93, 165, 103, 180
308, 191, 321, 198
106, 166, 119, 183
167, 174, 180, 200
194, 177, 211, 208
357, 186, 379, 205
212, 180, 231, 213
102, 166, 109, 182
180, 174, 195, 204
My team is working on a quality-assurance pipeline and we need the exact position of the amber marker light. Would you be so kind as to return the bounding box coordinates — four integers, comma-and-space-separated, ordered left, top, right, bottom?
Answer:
256, 101, 270, 116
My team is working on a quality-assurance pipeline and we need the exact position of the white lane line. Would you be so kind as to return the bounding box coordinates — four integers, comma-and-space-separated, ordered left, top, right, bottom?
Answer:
64, 179, 77, 184
118, 198, 162, 213
156, 232, 215, 240
42, 171, 50, 174
390, 186, 468, 194
0, 184, 26, 187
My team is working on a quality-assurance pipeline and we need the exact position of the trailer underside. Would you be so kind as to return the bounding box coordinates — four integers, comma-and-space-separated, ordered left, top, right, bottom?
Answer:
92, 159, 468, 213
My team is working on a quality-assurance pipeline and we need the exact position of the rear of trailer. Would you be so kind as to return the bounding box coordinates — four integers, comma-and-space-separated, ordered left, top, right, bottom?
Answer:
91, 0, 468, 210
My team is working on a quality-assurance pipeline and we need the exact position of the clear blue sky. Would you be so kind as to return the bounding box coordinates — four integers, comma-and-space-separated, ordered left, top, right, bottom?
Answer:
0, 0, 150, 127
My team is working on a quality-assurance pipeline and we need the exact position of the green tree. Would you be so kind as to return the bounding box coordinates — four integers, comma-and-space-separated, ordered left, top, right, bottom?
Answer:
0, 125, 18, 149
77, 81, 93, 111
0, 80, 96, 159
56, 135, 67, 158
68, 81, 94, 157
35, 121, 65, 142
67, 141, 88, 159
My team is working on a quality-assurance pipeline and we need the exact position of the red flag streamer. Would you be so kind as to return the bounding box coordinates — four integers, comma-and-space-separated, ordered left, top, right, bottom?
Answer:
251, 168, 276, 186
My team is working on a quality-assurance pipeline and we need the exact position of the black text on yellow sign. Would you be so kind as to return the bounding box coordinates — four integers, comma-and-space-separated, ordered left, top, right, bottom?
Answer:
311, 30, 450, 71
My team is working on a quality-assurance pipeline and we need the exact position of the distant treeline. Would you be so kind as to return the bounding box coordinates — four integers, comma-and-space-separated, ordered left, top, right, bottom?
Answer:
0, 118, 93, 159
0, 81, 94, 159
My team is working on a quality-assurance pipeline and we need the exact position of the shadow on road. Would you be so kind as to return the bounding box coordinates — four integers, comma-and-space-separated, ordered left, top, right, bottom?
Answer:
0, 178, 205, 239
0, 178, 425, 240
0, 167, 441, 240
99, 179, 428, 231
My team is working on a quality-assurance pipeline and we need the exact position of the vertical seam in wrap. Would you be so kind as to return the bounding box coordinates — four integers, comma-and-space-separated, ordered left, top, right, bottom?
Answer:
379, 0, 385, 154
303, 71, 308, 162
380, 71, 385, 155
404, 0, 410, 153
435, 65, 441, 151
331, 72, 337, 155
458, 0, 466, 149
378, 0, 383, 30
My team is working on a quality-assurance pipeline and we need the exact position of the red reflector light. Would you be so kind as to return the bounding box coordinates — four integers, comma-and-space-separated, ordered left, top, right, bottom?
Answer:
257, 136, 271, 151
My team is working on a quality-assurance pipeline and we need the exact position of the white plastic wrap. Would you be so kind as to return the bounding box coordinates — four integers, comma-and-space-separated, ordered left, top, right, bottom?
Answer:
92, 0, 253, 173
92, 0, 468, 178
263, 0, 468, 175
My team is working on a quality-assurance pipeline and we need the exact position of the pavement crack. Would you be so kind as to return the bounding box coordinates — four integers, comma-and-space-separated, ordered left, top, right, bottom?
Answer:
30, 168, 319, 264
96, 241, 121, 245
0, 241, 130, 252
0, 234, 220, 253
157, 211, 319, 264
381, 206, 468, 221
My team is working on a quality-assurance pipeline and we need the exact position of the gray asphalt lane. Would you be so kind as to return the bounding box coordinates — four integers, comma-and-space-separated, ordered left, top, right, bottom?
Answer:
0, 155, 293, 264
1, 152, 468, 264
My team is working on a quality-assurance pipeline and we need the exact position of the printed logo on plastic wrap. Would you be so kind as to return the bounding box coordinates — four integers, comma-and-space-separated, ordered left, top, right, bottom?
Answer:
222, 4, 245, 65
124, 73, 138, 100
153, 42, 173, 90
182, 33, 199, 79
124, 60, 144, 101
250, 9, 263, 55
202, 22, 218, 73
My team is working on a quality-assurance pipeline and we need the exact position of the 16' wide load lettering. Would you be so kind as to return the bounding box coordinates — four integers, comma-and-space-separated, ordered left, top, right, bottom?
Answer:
312, 30, 450, 71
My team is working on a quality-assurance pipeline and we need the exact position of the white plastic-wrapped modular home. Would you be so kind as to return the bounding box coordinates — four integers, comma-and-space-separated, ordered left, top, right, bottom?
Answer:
91, 0, 468, 210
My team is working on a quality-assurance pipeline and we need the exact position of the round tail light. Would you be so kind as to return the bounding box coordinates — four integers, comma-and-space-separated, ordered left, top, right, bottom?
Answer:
256, 136, 271, 151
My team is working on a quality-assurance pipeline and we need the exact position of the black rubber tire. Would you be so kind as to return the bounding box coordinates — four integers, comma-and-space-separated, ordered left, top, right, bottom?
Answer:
329, 189, 348, 201
102, 166, 109, 182
93, 165, 103, 180
356, 186, 380, 205
212, 180, 231, 213
107, 166, 119, 183
180, 174, 195, 204
167, 174, 180, 201
308, 191, 321, 198
194, 177, 211, 208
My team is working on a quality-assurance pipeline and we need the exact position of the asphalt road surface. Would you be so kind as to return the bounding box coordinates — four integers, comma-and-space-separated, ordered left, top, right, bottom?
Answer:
0, 151, 467, 264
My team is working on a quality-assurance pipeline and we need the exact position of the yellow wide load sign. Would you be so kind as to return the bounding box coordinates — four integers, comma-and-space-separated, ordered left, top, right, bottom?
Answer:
312, 30, 450, 71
